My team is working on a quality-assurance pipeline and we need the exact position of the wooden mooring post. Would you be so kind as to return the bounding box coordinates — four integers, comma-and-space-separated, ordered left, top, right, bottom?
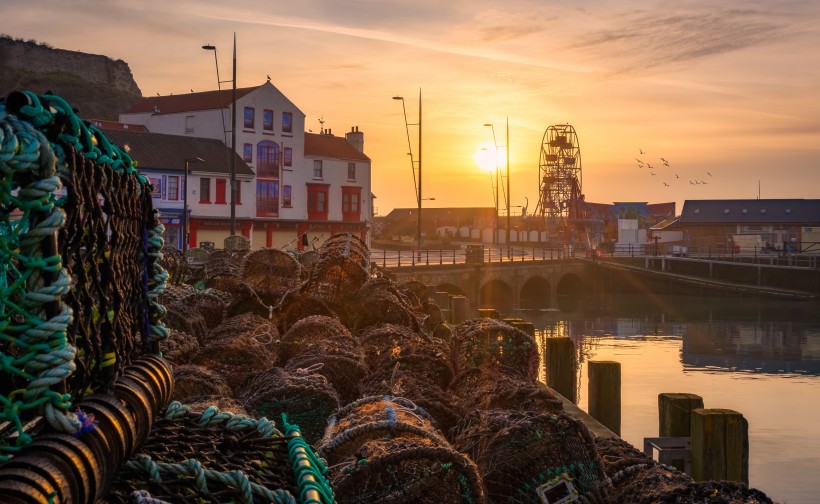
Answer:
450, 295, 469, 324
690, 408, 749, 484
545, 337, 576, 403
588, 361, 621, 435
655, 393, 703, 471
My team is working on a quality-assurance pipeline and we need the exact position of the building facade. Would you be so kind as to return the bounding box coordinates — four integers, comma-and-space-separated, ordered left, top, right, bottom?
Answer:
119, 82, 371, 249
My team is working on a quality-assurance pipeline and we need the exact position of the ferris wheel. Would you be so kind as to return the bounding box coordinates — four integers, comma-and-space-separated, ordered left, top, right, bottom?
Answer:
535, 124, 583, 223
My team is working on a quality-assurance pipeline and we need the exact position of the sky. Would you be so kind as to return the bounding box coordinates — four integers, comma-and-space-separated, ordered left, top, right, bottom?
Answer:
4, 0, 820, 216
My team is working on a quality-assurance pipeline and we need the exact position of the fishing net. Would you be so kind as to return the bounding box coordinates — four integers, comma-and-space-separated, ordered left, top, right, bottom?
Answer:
159, 301, 208, 344
593, 437, 772, 504
159, 329, 200, 364
285, 340, 369, 404
452, 409, 608, 503
450, 319, 539, 381
278, 314, 355, 363
0, 91, 168, 457
449, 366, 564, 413
158, 283, 195, 306
171, 365, 234, 405
240, 367, 340, 445
107, 401, 299, 504
319, 396, 486, 504
241, 248, 303, 304
359, 367, 465, 437
205, 312, 277, 346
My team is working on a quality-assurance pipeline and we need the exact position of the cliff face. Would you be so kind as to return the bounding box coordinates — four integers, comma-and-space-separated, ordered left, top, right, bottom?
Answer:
0, 36, 143, 120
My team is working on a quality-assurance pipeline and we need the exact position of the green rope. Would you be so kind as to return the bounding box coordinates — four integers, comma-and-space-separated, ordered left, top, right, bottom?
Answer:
164, 401, 284, 438
282, 414, 335, 504
125, 454, 297, 504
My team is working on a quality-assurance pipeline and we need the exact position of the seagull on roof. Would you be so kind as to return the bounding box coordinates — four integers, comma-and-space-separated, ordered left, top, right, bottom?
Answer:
267, 74, 271, 82
191, 89, 194, 92
156, 92, 160, 96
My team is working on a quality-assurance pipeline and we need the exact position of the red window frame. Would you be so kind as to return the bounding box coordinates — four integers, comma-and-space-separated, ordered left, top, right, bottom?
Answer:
215, 178, 227, 204
342, 186, 362, 221
307, 183, 329, 221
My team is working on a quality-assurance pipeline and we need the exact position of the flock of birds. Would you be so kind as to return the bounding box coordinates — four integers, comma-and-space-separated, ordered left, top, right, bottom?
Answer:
635, 148, 712, 189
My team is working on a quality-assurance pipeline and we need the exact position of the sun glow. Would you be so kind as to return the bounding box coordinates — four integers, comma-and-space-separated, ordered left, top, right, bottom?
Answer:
475, 143, 501, 173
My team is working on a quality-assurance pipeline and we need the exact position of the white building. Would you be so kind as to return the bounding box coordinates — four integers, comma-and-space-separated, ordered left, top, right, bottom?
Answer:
119, 81, 371, 250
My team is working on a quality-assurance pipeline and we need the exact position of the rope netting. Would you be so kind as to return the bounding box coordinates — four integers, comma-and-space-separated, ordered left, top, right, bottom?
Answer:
0, 91, 167, 460
452, 409, 609, 503
285, 341, 368, 405
278, 314, 355, 362
241, 248, 303, 304
449, 366, 564, 413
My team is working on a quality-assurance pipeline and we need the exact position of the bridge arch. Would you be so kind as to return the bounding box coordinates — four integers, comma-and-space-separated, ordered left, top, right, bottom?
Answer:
480, 279, 514, 314
556, 272, 583, 311
520, 276, 550, 310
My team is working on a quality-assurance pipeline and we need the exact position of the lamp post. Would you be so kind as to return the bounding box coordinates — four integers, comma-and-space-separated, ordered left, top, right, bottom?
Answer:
393, 90, 422, 251
483, 125, 500, 245
183, 157, 204, 255
485, 120, 510, 257
202, 33, 237, 236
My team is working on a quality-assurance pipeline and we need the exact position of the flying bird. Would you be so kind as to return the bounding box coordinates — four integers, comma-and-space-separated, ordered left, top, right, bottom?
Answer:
650, 172, 656, 176
661, 158, 669, 166
690, 181, 695, 185
707, 171, 712, 177
663, 182, 669, 187
640, 148, 645, 155
635, 158, 643, 164
701, 180, 707, 184
675, 174, 679, 178
647, 163, 654, 170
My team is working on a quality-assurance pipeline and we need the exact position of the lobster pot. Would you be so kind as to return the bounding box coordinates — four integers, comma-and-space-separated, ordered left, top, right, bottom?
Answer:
171, 365, 234, 405
449, 367, 563, 413
359, 367, 465, 437
179, 289, 228, 329
303, 254, 370, 304
359, 324, 438, 366
159, 245, 186, 285
107, 402, 300, 503
204, 253, 242, 292
594, 437, 773, 503
351, 286, 421, 330
158, 328, 200, 364
240, 367, 340, 445
451, 409, 608, 503
297, 249, 320, 280
318, 232, 370, 270
398, 279, 430, 304
277, 292, 338, 333
450, 319, 539, 380
319, 396, 486, 504
241, 247, 303, 303
193, 319, 278, 391
372, 341, 453, 389
206, 312, 277, 346
279, 314, 355, 363
285, 339, 369, 404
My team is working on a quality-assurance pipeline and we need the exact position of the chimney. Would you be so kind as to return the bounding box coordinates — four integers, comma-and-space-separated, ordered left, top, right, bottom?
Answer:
346, 126, 364, 153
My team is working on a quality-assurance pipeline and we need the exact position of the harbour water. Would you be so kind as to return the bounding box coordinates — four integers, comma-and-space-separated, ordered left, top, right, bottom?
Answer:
525, 293, 820, 504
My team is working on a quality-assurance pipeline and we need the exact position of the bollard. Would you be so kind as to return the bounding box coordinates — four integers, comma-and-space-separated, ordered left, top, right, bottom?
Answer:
545, 337, 576, 403
659, 393, 703, 438
588, 361, 621, 435
510, 320, 535, 338
690, 408, 749, 484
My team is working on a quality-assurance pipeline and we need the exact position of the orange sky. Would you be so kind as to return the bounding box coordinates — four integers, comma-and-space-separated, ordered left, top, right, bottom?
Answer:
6, 1, 820, 215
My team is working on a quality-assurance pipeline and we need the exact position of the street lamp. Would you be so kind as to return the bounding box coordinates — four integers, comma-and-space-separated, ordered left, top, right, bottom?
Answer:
202, 33, 237, 236
393, 90, 423, 250
483, 126, 500, 245
183, 157, 205, 255
485, 120, 510, 257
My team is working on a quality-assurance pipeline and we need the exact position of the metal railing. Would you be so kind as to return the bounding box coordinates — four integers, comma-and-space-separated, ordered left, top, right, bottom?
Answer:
373, 246, 575, 268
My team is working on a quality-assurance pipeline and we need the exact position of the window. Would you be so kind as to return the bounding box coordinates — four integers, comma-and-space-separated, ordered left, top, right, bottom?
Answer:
243, 143, 252, 163
256, 180, 279, 216
215, 178, 227, 204
313, 160, 323, 178
199, 177, 210, 203
263, 109, 273, 131
307, 184, 329, 220
284, 147, 293, 167
166, 175, 180, 201
347, 162, 356, 180
257, 141, 280, 178
342, 186, 362, 221
244, 107, 255, 129
282, 112, 292, 133
283, 185, 292, 207
185, 115, 194, 134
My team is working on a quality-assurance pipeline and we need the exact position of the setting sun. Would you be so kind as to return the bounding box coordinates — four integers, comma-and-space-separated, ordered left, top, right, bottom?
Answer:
475, 143, 500, 173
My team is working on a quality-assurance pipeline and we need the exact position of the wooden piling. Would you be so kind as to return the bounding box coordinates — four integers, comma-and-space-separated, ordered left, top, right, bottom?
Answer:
477, 308, 499, 319
545, 337, 576, 403
658, 393, 703, 471
450, 295, 468, 324
510, 320, 535, 338
433, 291, 450, 309
659, 393, 703, 437
690, 408, 749, 484
588, 361, 621, 435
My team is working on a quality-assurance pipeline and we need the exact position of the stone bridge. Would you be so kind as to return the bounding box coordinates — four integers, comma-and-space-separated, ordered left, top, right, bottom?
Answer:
386, 259, 588, 313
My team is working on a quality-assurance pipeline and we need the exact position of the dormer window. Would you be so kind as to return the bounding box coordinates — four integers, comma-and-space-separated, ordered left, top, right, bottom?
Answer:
693, 208, 700, 214
785, 208, 792, 214
760, 208, 767, 214
742, 209, 748, 214
724, 209, 730, 214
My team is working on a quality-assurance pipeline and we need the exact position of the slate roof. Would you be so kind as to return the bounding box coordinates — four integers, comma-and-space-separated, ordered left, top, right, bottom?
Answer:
304, 133, 370, 162
124, 87, 258, 114
679, 199, 820, 224
101, 129, 255, 176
